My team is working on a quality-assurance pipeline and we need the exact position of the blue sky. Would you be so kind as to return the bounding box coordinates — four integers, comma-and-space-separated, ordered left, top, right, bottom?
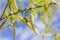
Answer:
0, 0, 60, 40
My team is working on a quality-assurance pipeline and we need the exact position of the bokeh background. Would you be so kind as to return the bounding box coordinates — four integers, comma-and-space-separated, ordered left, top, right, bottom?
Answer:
0, 0, 60, 40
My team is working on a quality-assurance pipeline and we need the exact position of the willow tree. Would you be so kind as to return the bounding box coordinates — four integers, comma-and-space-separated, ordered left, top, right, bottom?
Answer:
0, 0, 60, 40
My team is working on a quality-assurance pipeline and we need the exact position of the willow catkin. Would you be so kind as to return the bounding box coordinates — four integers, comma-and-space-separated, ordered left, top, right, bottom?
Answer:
13, 0, 18, 10
8, 0, 12, 11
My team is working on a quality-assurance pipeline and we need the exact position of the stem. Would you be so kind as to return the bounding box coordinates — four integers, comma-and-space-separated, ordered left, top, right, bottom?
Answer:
1, 0, 8, 18
0, 19, 6, 29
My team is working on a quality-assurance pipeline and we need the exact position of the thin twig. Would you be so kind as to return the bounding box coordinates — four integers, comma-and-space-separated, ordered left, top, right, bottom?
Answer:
0, 19, 6, 29
1, 0, 8, 18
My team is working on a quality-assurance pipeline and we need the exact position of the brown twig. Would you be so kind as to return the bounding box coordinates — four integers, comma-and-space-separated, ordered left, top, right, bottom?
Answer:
0, 19, 6, 29
1, 0, 8, 18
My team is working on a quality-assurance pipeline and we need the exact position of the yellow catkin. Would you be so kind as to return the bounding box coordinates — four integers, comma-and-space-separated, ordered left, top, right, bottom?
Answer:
13, 0, 18, 10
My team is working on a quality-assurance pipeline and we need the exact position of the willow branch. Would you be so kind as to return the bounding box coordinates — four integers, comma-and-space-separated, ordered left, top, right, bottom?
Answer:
0, 5, 43, 21
0, 2, 57, 21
